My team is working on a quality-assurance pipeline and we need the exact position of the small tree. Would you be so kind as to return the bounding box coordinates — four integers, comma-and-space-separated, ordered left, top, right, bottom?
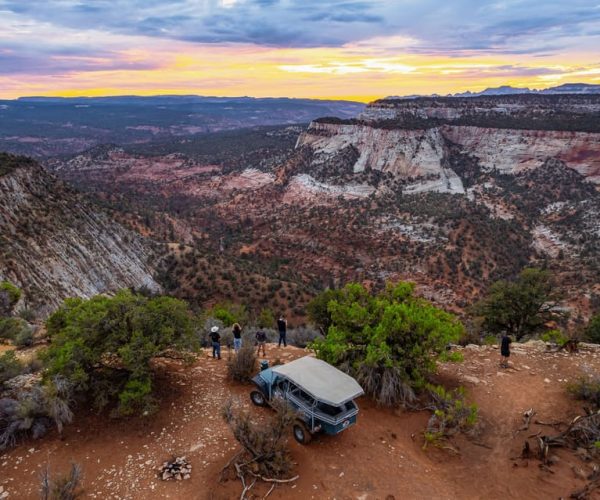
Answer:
311, 282, 463, 406
474, 268, 561, 341
43, 290, 197, 416
0, 281, 21, 316
585, 313, 600, 344
257, 308, 275, 329
306, 288, 342, 333
0, 350, 22, 385
206, 302, 248, 327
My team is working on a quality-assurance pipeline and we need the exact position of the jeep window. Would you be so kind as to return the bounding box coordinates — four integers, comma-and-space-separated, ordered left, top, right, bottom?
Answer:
273, 378, 288, 396
316, 401, 344, 417
289, 386, 316, 406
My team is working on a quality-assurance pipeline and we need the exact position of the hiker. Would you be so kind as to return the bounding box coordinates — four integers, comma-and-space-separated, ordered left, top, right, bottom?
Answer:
500, 332, 511, 368
210, 326, 221, 360
277, 315, 287, 348
255, 329, 267, 357
232, 323, 242, 353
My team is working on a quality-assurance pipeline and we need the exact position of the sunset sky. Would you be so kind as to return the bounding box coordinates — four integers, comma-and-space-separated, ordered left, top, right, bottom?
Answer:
1, 0, 599, 101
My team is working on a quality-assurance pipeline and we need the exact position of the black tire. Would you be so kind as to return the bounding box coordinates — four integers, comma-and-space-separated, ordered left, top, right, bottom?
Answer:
293, 421, 312, 445
250, 390, 267, 407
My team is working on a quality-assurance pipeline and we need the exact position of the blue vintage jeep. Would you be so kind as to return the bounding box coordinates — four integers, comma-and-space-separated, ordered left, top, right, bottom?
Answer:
250, 356, 364, 444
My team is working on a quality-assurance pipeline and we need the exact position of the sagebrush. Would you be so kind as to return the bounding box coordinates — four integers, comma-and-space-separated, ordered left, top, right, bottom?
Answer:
222, 397, 296, 478
227, 342, 257, 383
40, 462, 83, 500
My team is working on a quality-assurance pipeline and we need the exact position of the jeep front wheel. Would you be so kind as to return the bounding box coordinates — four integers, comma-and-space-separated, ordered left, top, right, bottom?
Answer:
250, 390, 266, 407
293, 421, 312, 444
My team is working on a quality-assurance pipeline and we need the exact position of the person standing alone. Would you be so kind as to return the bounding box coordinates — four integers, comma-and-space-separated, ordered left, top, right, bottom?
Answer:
232, 323, 242, 353
210, 326, 221, 360
500, 332, 511, 368
277, 315, 287, 348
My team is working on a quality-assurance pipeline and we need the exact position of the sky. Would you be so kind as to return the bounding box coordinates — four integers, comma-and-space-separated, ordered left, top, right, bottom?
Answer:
1, 0, 600, 101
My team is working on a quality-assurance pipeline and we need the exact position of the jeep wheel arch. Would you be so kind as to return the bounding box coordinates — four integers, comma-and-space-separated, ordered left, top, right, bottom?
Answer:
293, 420, 313, 444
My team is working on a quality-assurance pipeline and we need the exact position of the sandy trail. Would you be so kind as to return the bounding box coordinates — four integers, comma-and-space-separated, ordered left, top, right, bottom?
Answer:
1, 342, 599, 499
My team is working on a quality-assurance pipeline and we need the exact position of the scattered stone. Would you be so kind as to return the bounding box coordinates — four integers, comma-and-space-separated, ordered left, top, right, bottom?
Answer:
463, 375, 481, 385
158, 456, 192, 481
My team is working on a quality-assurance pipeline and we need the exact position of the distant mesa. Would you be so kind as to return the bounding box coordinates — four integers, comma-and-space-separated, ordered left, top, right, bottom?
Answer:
386, 82, 600, 100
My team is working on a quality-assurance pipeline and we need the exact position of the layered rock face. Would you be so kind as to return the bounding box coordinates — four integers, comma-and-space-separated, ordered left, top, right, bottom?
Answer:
297, 95, 600, 194
442, 127, 600, 182
296, 122, 465, 195
0, 155, 159, 315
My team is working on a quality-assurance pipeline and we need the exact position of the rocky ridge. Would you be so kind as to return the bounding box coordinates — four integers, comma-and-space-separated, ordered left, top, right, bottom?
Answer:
0, 154, 159, 315
297, 96, 600, 196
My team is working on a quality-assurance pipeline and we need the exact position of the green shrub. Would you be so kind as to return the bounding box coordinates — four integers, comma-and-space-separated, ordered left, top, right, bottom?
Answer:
0, 350, 22, 385
439, 351, 464, 363
0, 281, 21, 311
540, 329, 568, 345
14, 325, 34, 348
0, 317, 29, 342
206, 302, 248, 327
310, 282, 464, 406
43, 290, 197, 416
18, 308, 36, 322
483, 335, 497, 346
257, 308, 275, 329
585, 313, 600, 344
568, 375, 600, 410
306, 288, 343, 333
423, 384, 478, 447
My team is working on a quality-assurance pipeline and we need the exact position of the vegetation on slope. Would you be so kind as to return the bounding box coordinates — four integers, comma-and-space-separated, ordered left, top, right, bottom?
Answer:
0, 152, 35, 176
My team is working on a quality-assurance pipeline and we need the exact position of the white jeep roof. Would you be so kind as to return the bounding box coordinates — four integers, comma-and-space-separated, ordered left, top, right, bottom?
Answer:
271, 356, 364, 406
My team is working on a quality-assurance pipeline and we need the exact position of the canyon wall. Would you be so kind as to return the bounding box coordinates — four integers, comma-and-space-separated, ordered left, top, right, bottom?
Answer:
0, 156, 160, 315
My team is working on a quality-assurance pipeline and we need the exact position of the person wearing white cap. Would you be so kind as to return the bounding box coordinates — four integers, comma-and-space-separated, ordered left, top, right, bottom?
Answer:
210, 326, 221, 360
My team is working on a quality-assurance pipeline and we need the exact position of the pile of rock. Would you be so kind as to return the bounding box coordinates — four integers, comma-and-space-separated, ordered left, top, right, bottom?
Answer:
158, 457, 192, 481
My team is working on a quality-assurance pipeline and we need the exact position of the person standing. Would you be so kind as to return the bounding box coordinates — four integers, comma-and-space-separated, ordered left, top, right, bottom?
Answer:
277, 315, 287, 348
255, 329, 267, 357
232, 323, 242, 353
500, 332, 511, 368
210, 326, 221, 360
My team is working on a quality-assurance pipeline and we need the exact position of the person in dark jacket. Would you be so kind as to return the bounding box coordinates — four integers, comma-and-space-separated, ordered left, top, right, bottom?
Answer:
277, 315, 287, 348
255, 329, 267, 357
232, 323, 242, 353
500, 333, 511, 368
210, 326, 221, 360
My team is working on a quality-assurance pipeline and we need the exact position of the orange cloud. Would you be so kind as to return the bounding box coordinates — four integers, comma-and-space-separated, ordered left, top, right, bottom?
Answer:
1, 37, 599, 101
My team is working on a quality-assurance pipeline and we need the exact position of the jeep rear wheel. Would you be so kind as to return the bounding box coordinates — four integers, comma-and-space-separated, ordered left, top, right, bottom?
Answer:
293, 421, 312, 445
250, 390, 266, 407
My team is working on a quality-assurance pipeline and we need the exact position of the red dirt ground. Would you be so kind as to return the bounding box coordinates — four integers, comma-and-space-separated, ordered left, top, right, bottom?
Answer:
1, 342, 599, 499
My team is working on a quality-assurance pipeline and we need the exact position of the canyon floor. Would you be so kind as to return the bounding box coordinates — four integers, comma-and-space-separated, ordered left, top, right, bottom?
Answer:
1, 342, 599, 500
